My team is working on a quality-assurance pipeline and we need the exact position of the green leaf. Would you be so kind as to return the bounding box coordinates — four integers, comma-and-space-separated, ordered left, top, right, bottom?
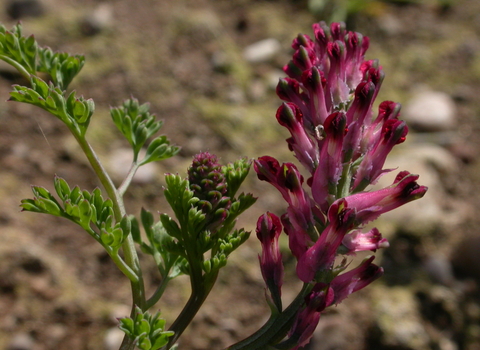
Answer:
118, 308, 174, 350
129, 215, 141, 243
38, 47, 85, 90
222, 157, 252, 198
0, 24, 37, 76
110, 97, 178, 161
20, 199, 43, 213
159, 214, 182, 241
139, 136, 180, 166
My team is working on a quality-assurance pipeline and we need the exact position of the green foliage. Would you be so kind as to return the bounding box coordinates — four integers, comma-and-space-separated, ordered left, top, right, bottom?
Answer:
130, 209, 183, 279
0, 23, 84, 90
119, 307, 174, 350
9, 76, 94, 135
222, 157, 252, 198
111, 98, 180, 163
21, 176, 128, 249
38, 47, 85, 91
0, 23, 37, 75
1, 20, 258, 350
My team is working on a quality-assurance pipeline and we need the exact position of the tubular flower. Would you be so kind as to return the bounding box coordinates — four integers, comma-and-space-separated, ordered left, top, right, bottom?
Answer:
254, 21, 427, 348
256, 212, 284, 311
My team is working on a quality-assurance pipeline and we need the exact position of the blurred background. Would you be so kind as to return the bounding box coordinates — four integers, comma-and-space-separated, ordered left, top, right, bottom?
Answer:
0, 0, 479, 349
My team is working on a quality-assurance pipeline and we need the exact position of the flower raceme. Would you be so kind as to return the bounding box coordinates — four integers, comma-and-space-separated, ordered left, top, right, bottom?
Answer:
254, 21, 427, 347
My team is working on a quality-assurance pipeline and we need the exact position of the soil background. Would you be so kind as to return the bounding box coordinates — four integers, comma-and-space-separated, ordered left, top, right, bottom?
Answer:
0, 0, 480, 349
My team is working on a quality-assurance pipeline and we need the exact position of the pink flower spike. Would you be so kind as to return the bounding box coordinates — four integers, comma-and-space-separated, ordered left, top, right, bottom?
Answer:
342, 228, 389, 254
330, 256, 384, 305
256, 212, 284, 311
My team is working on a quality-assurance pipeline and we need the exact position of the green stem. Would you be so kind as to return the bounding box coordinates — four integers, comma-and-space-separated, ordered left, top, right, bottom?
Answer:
85, 227, 139, 283
108, 248, 139, 283
225, 283, 312, 350
165, 232, 219, 348
145, 275, 172, 310
73, 133, 146, 350
165, 270, 218, 349
118, 161, 140, 197
0, 55, 32, 80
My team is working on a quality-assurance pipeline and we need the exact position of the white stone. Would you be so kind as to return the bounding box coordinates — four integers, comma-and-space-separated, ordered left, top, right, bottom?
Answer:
104, 327, 125, 350
7, 333, 35, 350
243, 38, 281, 63
403, 90, 457, 131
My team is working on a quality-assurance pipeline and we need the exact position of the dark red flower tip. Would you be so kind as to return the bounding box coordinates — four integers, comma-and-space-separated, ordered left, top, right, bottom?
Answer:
292, 33, 314, 50
301, 66, 326, 93
256, 212, 282, 243
276, 102, 303, 128
313, 21, 330, 47
327, 41, 345, 62
330, 22, 345, 41
254, 156, 281, 182
324, 112, 347, 139
293, 46, 316, 71
378, 101, 401, 122
382, 119, 408, 144
276, 78, 300, 101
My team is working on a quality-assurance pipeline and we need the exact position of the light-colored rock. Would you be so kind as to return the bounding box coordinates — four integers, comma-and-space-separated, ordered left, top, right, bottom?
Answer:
6, 333, 35, 350
80, 4, 114, 36
243, 38, 281, 63
104, 327, 125, 350
403, 90, 457, 131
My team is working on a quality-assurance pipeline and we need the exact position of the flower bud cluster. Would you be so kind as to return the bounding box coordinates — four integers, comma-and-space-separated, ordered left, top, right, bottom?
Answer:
254, 21, 427, 347
188, 152, 231, 232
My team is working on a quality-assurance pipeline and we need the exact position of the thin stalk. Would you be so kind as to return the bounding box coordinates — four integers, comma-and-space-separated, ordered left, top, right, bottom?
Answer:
118, 161, 140, 197
85, 227, 139, 283
225, 283, 312, 350
73, 133, 146, 350
165, 270, 219, 349
145, 275, 172, 310
165, 231, 219, 348
107, 248, 139, 283
0, 55, 32, 80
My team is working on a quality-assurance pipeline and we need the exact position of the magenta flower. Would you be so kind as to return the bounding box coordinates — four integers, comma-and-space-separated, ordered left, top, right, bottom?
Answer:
344, 171, 428, 225
254, 21, 427, 349
296, 200, 356, 283
256, 212, 284, 311
329, 256, 384, 305
288, 285, 334, 349
342, 228, 389, 254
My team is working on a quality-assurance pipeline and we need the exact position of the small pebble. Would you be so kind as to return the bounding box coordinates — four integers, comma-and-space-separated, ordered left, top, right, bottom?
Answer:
7, 333, 34, 350
104, 327, 125, 350
243, 38, 281, 63
403, 90, 457, 132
